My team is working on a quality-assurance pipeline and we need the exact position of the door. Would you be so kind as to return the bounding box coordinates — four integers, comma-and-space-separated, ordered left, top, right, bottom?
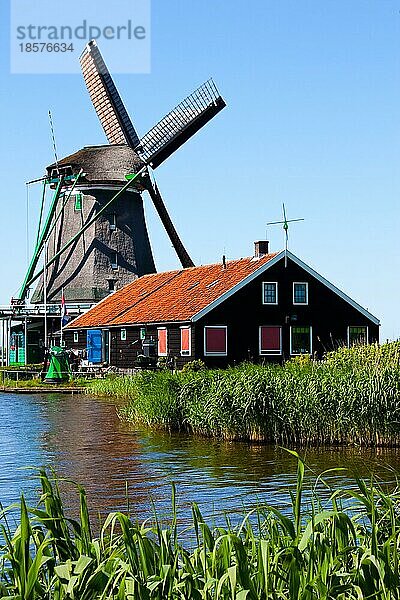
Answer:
87, 329, 102, 364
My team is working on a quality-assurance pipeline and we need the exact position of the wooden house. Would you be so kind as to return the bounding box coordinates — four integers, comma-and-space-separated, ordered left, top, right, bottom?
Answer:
64, 242, 379, 368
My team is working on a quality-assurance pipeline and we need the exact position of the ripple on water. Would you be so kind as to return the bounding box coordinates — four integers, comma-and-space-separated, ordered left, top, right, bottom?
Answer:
0, 392, 400, 524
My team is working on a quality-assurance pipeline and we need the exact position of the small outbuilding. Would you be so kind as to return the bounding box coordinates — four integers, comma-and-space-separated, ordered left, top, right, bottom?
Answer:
64, 242, 379, 368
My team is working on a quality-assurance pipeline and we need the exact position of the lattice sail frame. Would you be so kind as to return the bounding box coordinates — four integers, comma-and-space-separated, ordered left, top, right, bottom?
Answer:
80, 41, 226, 170
137, 79, 226, 168
80, 41, 141, 148
79, 40, 226, 269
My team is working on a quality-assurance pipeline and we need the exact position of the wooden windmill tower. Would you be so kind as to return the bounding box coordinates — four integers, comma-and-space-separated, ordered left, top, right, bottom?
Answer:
21, 40, 226, 304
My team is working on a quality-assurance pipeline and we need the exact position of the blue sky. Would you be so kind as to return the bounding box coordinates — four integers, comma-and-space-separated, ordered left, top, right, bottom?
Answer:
0, 0, 399, 340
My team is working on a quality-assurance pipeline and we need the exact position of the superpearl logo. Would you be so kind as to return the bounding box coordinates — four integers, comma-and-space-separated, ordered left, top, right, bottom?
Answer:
10, 0, 151, 74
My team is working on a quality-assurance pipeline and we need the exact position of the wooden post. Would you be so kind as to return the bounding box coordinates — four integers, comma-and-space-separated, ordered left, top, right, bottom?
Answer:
1, 319, 4, 367
24, 316, 28, 366
6, 318, 11, 367
44, 241, 48, 350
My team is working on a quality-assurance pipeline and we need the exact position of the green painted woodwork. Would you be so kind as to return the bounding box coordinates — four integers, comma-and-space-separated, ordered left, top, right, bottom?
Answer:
44, 347, 71, 383
18, 178, 64, 300
74, 193, 83, 211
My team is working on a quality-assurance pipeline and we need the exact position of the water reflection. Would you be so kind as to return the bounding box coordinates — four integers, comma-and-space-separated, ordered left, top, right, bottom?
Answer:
0, 392, 400, 522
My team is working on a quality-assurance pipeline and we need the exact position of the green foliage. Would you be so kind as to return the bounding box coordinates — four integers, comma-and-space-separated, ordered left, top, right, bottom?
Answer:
181, 360, 206, 373
2, 458, 400, 598
89, 342, 400, 445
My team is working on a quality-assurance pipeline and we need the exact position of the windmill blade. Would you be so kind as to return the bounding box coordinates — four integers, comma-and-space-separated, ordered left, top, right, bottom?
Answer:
137, 79, 226, 168
145, 176, 194, 269
80, 40, 140, 148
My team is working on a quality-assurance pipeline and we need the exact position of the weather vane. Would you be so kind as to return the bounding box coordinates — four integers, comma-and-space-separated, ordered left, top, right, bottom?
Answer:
267, 203, 304, 266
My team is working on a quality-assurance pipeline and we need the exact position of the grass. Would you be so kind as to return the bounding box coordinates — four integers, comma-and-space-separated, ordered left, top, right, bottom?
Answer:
0, 376, 89, 389
88, 342, 400, 446
2, 454, 400, 598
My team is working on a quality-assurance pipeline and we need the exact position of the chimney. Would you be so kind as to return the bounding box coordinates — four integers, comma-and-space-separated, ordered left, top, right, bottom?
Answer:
254, 240, 269, 257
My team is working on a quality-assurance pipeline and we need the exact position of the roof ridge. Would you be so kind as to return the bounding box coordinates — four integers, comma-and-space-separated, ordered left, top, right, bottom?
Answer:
136, 253, 279, 280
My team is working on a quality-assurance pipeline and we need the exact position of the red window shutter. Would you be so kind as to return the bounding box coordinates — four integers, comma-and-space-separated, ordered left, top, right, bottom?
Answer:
181, 328, 190, 353
205, 327, 227, 354
261, 326, 281, 352
158, 328, 167, 355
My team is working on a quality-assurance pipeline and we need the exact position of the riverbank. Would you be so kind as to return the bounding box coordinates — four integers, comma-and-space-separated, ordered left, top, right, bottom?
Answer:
88, 342, 400, 446
1, 456, 400, 599
0, 375, 88, 393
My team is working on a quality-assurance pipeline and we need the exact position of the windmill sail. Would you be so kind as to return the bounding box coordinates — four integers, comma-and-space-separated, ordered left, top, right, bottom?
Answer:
137, 79, 226, 168
79, 41, 225, 271
146, 178, 194, 269
80, 40, 140, 148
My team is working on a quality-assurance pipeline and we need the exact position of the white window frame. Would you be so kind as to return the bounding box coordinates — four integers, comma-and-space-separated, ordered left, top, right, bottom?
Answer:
259, 326, 282, 356
157, 327, 168, 356
110, 213, 117, 231
204, 326, 228, 357
111, 252, 118, 271
293, 282, 308, 305
290, 326, 313, 355
73, 331, 79, 343
180, 326, 192, 357
262, 282, 278, 305
120, 328, 127, 341
347, 325, 368, 347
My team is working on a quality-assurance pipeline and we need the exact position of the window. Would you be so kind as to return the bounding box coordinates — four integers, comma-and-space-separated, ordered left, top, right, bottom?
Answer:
259, 326, 282, 355
73, 331, 79, 343
111, 252, 118, 270
110, 213, 117, 231
180, 327, 191, 356
293, 282, 308, 305
348, 326, 368, 346
74, 194, 82, 211
157, 328, 167, 356
262, 282, 278, 305
121, 329, 126, 341
290, 326, 312, 355
204, 326, 227, 356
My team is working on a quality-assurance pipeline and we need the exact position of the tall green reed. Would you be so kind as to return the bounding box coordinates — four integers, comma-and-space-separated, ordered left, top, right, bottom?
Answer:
2, 454, 400, 598
89, 342, 400, 446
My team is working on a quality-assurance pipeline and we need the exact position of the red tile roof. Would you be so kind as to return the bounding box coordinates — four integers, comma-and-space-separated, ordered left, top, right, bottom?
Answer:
67, 253, 278, 329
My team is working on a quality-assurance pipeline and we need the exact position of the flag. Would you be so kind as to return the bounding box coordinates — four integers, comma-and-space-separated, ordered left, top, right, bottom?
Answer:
61, 289, 70, 327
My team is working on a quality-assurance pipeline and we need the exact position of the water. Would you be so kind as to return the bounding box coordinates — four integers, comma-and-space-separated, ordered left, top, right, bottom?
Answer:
1, 391, 400, 523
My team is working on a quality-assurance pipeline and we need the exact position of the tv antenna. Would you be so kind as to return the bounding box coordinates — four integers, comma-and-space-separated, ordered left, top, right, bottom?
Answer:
267, 203, 304, 266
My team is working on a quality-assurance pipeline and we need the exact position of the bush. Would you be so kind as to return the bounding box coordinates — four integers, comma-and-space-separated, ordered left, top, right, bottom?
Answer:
181, 359, 206, 372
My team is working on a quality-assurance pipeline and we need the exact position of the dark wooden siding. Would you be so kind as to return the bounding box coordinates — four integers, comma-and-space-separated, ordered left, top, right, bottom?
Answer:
194, 256, 379, 367
106, 324, 195, 369
64, 330, 87, 353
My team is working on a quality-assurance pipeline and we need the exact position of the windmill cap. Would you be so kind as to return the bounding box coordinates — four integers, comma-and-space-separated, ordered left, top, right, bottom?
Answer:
47, 144, 146, 186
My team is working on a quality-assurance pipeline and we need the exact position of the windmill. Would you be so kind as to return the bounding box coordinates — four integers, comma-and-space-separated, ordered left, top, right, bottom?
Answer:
19, 39, 226, 305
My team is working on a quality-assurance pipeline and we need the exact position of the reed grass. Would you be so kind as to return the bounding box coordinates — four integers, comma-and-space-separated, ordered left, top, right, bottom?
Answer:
2, 454, 400, 598
89, 342, 400, 446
